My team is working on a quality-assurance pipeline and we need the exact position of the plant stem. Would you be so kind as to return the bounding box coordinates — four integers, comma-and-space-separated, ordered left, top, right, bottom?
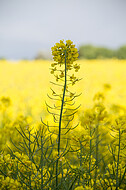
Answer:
94, 124, 99, 189
41, 134, 44, 190
89, 126, 92, 186
56, 50, 67, 189
116, 129, 120, 190
28, 130, 32, 189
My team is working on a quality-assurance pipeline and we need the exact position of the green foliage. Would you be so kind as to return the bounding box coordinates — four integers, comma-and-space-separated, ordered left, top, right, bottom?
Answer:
79, 44, 126, 59
79, 45, 97, 59
115, 45, 126, 59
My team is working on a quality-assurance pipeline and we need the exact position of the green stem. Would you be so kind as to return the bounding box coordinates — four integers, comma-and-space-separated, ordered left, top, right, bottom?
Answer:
89, 126, 92, 186
28, 130, 32, 189
41, 135, 44, 190
94, 124, 99, 189
56, 50, 67, 189
116, 129, 120, 190
80, 141, 82, 167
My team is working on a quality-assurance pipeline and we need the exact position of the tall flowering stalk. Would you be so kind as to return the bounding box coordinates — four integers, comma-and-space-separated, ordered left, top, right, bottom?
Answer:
51, 41, 79, 143
47, 40, 80, 188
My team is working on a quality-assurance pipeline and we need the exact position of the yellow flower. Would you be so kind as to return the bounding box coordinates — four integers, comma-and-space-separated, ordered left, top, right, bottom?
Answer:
66, 40, 73, 46
51, 40, 79, 67
75, 186, 84, 190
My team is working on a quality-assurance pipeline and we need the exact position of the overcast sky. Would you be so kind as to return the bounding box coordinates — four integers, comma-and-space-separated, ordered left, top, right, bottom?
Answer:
0, 0, 126, 59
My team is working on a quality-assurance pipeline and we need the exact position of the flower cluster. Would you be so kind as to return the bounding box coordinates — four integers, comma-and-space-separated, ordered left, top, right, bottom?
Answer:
51, 40, 79, 66
51, 40, 80, 84
0, 176, 22, 190
0, 152, 50, 190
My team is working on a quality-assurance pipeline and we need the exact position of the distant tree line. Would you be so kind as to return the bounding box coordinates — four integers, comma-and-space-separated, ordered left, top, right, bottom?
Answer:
79, 45, 126, 59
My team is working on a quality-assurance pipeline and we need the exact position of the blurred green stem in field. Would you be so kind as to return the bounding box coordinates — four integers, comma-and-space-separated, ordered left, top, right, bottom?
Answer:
56, 50, 67, 189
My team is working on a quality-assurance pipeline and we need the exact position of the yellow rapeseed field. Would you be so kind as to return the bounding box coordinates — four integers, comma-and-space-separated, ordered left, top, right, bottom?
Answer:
0, 59, 126, 121
0, 58, 126, 189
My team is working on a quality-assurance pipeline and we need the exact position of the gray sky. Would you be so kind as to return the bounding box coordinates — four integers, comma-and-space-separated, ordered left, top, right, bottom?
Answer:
0, 0, 126, 59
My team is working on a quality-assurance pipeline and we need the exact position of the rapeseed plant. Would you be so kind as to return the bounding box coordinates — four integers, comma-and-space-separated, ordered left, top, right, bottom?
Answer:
42, 40, 81, 189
